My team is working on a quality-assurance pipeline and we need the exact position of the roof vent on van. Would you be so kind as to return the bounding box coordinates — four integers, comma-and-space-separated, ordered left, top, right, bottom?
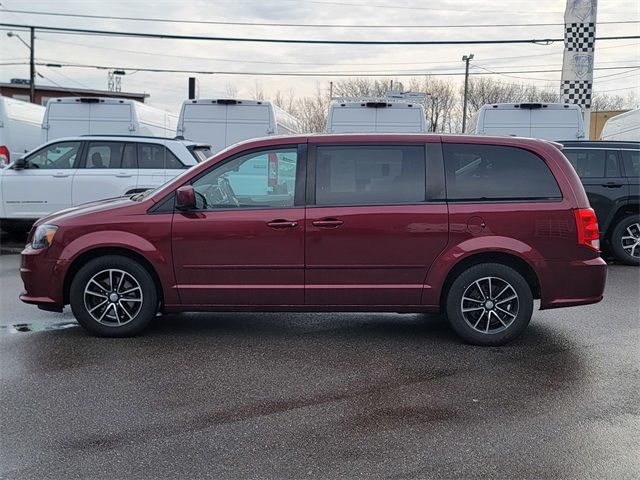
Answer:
216, 99, 239, 105
366, 102, 389, 108
519, 103, 543, 109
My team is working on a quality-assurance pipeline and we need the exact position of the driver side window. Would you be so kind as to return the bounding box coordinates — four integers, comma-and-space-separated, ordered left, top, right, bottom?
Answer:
24, 141, 81, 169
191, 148, 297, 210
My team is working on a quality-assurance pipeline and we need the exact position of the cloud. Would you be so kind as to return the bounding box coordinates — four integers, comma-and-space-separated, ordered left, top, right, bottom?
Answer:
1, 0, 638, 113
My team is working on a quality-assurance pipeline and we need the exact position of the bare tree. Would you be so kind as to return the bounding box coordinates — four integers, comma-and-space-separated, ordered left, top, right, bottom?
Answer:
224, 82, 238, 99
252, 81, 265, 101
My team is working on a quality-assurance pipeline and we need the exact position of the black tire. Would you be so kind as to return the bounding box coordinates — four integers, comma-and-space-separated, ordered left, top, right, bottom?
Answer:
69, 255, 158, 337
445, 263, 533, 346
610, 215, 640, 266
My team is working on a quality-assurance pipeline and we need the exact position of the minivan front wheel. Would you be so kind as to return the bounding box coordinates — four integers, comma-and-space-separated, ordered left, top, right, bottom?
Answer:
611, 215, 640, 266
70, 255, 158, 337
445, 263, 533, 346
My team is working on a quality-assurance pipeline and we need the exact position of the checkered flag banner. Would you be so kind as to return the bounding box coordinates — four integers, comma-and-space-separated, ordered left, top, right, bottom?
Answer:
561, 1, 598, 109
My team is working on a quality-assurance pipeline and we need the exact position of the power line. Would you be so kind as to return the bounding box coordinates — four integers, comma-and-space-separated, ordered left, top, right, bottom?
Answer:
2, 9, 638, 29
2, 61, 637, 78
32, 37, 640, 69
229, 0, 564, 14
1, 22, 639, 45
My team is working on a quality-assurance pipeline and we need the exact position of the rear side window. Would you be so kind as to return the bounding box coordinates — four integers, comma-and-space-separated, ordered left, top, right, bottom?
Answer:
622, 150, 640, 177
85, 142, 124, 169
315, 145, 426, 205
137, 144, 185, 169
444, 144, 561, 201
564, 149, 605, 178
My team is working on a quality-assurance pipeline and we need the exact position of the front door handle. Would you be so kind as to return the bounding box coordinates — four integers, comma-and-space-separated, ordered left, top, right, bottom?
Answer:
52, 172, 70, 178
267, 219, 298, 229
602, 182, 623, 188
312, 219, 344, 228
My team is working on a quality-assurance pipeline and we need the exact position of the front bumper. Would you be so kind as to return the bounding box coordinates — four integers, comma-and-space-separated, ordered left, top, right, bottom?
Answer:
540, 256, 607, 309
19, 245, 66, 311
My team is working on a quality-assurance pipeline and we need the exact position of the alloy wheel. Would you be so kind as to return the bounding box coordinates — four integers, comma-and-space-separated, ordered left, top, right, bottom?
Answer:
460, 276, 519, 334
83, 269, 144, 326
620, 222, 640, 259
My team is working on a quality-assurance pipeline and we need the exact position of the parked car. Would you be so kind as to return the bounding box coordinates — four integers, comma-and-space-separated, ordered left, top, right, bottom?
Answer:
600, 108, 639, 141
20, 134, 606, 345
42, 97, 178, 143
177, 99, 300, 154
0, 135, 211, 226
467, 103, 586, 141
561, 140, 639, 265
0, 95, 45, 166
325, 96, 427, 133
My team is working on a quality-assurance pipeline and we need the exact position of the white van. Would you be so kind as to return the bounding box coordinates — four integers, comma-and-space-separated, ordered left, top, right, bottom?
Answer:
325, 97, 427, 134
42, 97, 178, 143
467, 103, 585, 141
600, 108, 640, 141
0, 96, 45, 166
177, 99, 301, 154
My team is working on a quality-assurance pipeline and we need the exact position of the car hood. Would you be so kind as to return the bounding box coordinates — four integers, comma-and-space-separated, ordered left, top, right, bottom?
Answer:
34, 196, 141, 227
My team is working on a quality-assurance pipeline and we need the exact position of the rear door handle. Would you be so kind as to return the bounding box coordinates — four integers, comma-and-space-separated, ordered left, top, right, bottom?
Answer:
115, 172, 134, 178
267, 219, 298, 229
602, 182, 623, 188
52, 172, 70, 178
312, 219, 344, 228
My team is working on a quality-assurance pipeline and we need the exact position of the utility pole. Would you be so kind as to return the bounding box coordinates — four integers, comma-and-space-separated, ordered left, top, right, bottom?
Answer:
461, 53, 474, 133
29, 27, 35, 103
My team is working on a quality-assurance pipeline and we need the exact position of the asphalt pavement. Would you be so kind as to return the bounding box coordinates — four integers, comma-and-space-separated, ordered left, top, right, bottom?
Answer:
0, 250, 638, 479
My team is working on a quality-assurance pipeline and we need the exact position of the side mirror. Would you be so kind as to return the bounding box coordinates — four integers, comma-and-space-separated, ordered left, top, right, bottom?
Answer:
13, 156, 26, 170
175, 185, 196, 210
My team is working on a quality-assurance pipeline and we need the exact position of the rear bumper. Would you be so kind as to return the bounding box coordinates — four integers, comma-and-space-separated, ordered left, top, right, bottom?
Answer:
540, 256, 607, 310
19, 245, 66, 311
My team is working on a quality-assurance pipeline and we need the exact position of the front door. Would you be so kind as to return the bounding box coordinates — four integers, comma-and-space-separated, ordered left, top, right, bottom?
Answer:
305, 142, 449, 306
172, 145, 305, 306
1, 140, 81, 219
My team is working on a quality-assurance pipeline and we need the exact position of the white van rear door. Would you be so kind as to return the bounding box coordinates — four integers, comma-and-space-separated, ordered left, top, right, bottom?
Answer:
376, 107, 424, 133
481, 109, 531, 137
225, 104, 271, 146
531, 108, 581, 141
89, 103, 133, 135
329, 106, 376, 133
45, 102, 91, 142
181, 104, 226, 152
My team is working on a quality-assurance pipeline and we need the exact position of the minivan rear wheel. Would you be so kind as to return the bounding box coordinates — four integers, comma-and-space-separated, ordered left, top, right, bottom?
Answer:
445, 263, 533, 346
70, 255, 158, 337
610, 215, 640, 266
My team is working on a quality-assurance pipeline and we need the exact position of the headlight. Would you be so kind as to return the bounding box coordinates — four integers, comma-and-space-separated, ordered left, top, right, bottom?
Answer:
31, 224, 58, 249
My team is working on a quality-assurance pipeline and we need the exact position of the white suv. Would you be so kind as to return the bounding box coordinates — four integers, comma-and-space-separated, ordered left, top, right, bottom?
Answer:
0, 135, 211, 223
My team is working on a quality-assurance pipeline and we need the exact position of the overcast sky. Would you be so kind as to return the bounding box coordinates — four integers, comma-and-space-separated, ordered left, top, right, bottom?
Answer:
0, 0, 638, 113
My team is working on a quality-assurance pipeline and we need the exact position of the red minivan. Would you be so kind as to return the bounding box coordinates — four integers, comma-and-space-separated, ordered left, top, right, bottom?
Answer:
20, 134, 606, 345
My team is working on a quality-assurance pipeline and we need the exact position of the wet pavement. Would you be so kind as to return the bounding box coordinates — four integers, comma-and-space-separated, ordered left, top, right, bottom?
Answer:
0, 252, 638, 479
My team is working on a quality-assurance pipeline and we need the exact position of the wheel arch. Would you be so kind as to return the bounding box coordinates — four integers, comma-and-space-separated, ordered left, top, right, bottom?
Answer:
605, 204, 639, 240
438, 251, 541, 310
63, 246, 164, 308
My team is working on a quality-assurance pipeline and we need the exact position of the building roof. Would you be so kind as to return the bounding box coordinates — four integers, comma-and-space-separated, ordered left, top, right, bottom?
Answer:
0, 82, 149, 100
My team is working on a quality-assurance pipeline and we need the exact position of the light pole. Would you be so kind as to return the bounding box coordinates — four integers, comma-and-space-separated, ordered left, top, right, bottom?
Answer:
7, 28, 35, 103
461, 53, 474, 133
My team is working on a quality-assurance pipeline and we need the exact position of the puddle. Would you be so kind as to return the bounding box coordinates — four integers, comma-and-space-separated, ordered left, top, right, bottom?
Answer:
0, 321, 79, 335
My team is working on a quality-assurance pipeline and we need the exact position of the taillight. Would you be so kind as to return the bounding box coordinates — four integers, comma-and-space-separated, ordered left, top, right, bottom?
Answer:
0, 146, 9, 165
575, 208, 600, 251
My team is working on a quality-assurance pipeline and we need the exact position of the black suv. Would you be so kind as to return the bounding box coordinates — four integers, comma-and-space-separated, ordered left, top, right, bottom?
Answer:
561, 141, 639, 265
